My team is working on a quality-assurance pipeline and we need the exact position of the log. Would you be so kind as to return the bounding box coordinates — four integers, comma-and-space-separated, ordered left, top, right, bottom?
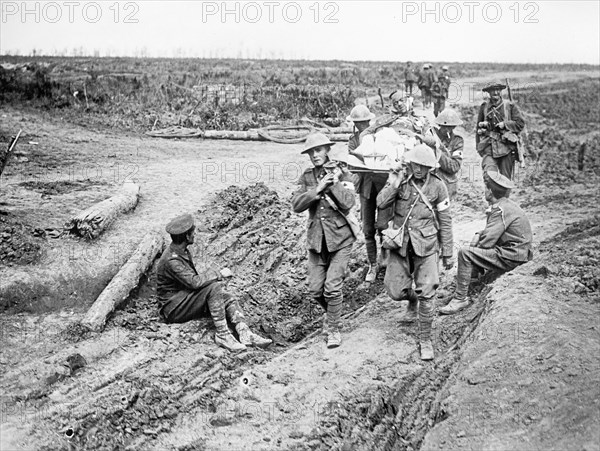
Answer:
65, 183, 140, 240
81, 230, 165, 331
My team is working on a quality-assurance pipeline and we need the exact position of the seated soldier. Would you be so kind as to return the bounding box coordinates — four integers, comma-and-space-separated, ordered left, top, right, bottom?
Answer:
439, 172, 533, 315
157, 213, 272, 351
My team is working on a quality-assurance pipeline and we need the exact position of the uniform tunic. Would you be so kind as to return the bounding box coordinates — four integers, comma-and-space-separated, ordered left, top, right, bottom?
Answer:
434, 129, 464, 199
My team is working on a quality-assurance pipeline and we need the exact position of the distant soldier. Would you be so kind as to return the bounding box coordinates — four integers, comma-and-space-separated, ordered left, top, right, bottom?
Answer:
404, 61, 418, 96
439, 172, 533, 314
432, 66, 451, 117
433, 109, 464, 199
157, 214, 272, 352
417, 64, 436, 108
292, 132, 357, 348
476, 81, 525, 180
347, 105, 387, 282
377, 144, 454, 360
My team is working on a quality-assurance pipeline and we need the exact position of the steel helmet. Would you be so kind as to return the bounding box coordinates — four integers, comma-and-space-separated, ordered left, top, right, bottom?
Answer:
302, 132, 334, 154
442, 65, 449, 71
404, 144, 439, 168
435, 109, 463, 126
482, 81, 506, 92
346, 104, 375, 123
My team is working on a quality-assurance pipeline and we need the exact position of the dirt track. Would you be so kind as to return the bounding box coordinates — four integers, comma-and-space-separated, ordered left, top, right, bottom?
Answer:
1, 71, 599, 451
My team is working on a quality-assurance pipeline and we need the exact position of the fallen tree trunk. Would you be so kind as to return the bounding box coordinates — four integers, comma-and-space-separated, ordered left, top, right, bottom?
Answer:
146, 126, 351, 142
81, 230, 165, 331
65, 183, 140, 240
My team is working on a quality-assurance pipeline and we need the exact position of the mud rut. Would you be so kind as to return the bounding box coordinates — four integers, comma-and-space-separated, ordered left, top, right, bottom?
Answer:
2, 82, 598, 450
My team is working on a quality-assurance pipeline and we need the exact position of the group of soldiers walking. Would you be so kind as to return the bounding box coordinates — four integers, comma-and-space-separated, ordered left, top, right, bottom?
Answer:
155, 77, 532, 361
405, 61, 451, 117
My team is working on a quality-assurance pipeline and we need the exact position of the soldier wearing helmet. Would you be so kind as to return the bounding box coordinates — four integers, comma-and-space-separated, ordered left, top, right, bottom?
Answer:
347, 104, 375, 153
417, 64, 436, 109
292, 132, 357, 349
432, 109, 464, 199
476, 81, 526, 180
377, 144, 454, 360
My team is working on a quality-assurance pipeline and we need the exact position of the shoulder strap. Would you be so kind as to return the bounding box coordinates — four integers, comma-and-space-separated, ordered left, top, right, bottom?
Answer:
503, 100, 511, 122
483, 100, 489, 118
410, 179, 440, 229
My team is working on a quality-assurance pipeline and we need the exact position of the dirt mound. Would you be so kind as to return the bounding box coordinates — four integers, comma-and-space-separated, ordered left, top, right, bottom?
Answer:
19, 179, 108, 196
0, 211, 43, 265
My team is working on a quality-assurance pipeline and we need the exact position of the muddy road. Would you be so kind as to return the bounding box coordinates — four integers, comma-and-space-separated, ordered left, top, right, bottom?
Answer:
1, 71, 599, 451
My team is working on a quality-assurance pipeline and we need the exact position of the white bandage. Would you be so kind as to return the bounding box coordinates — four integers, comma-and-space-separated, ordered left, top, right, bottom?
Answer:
437, 198, 450, 211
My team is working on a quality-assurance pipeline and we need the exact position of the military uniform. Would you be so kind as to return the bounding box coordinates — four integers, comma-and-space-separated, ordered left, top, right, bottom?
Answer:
455, 197, 533, 297
377, 173, 453, 344
432, 72, 450, 117
434, 128, 464, 199
292, 167, 356, 331
417, 69, 436, 108
156, 244, 244, 325
476, 99, 525, 180
404, 64, 417, 96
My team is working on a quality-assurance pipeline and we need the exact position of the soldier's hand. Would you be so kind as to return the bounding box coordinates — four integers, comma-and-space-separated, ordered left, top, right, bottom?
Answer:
442, 256, 455, 270
220, 268, 233, 279
478, 121, 488, 128
470, 233, 481, 247
497, 121, 505, 129
316, 173, 335, 193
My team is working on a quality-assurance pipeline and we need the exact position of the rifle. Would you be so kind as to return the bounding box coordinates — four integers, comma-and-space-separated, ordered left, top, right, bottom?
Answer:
505, 78, 526, 168
0, 129, 22, 178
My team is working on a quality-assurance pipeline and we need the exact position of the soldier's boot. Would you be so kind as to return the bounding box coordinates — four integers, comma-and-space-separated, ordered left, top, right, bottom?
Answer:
365, 263, 379, 283
419, 298, 434, 361
399, 289, 418, 323
214, 319, 246, 352
439, 297, 471, 315
327, 329, 342, 349
236, 323, 272, 348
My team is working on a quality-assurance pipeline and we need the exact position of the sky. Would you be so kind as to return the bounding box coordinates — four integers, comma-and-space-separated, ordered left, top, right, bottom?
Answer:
1, 1, 599, 64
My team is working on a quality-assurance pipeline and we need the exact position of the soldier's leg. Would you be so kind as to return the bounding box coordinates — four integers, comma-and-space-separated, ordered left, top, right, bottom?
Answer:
481, 153, 499, 182
308, 249, 328, 311
498, 153, 516, 180
413, 253, 440, 359
384, 249, 416, 302
360, 192, 377, 265
204, 283, 246, 351
456, 246, 521, 298
161, 287, 212, 323
323, 244, 352, 332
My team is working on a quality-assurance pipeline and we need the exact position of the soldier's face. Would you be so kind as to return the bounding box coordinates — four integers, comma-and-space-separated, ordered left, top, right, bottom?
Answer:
489, 88, 502, 102
309, 146, 330, 167
354, 120, 370, 133
484, 187, 495, 203
410, 162, 429, 179
186, 227, 195, 244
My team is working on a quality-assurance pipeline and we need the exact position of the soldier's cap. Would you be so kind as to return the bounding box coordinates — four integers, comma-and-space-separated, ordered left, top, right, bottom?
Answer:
166, 213, 195, 235
486, 171, 515, 190
302, 132, 334, 154
482, 81, 507, 92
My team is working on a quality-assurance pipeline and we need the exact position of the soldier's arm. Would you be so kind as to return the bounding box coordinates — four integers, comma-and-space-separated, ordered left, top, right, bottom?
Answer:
435, 184, 453, 257
166, 259, 220, 291
505, 103, 525, 133
327, 175, 356, 210
438, 135, 464, 175
291, 173, 319, 213
477, 208, 506, 248
376, 181, 399, 209
476, 104, 485, 146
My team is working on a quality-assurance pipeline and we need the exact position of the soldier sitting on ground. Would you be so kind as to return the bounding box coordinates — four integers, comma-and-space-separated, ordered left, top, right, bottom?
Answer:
156, 214, 272, 351
439, 172, 533, 315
